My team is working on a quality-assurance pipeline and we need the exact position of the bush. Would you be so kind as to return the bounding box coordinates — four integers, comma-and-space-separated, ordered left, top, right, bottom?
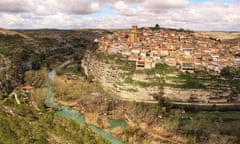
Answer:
220, 67, 231, 78
0, 91, 6, 100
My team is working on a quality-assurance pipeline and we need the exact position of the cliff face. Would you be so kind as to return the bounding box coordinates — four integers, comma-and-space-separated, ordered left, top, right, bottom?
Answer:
81, 52, 160, 102
82, 51, 238, 104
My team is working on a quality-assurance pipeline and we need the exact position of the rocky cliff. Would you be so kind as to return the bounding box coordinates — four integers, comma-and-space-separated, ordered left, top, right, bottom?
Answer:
82, 51, 238, 104
81, 52, 160, 102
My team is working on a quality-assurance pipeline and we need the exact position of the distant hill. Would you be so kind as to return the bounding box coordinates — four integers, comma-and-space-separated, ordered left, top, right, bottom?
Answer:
195, 31, 240, 40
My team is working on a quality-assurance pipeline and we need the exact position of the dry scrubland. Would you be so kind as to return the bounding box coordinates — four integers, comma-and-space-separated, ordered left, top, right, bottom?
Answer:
196, 31, 240, 40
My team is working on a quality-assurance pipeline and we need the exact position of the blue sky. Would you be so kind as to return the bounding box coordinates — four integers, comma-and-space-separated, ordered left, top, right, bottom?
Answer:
0, 0, 239, 31
190, 0, 231, 2
85, 5, 117, 18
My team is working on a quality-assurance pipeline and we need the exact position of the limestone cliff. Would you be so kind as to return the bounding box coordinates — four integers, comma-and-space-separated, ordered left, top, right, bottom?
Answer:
81, 51, 160, 102
82, 51, 238, 104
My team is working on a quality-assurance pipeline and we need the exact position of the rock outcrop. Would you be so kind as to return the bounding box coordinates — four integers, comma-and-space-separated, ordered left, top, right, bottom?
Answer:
82, 52, 159, 102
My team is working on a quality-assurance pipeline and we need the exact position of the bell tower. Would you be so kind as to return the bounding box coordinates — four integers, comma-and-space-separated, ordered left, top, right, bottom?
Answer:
129, 25, 141, 43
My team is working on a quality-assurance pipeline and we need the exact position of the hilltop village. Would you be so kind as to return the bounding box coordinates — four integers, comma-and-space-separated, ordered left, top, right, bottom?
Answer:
97, 26, 240, 73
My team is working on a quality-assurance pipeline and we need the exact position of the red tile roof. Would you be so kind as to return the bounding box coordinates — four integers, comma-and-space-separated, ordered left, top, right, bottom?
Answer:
22, 85, 34, 90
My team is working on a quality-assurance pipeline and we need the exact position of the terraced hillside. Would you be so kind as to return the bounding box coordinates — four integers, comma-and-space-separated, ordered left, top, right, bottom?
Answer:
82, 51, 240, 104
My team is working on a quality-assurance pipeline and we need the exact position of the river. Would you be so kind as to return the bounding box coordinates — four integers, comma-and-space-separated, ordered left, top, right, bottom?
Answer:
44, 70, 125, 144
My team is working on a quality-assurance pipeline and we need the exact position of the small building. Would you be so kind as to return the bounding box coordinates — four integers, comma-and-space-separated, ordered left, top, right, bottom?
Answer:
159, 47, 169, 57
136, 59, 145, 70
136, 58, 156, 70
131, 48, 141, 54
111, 45, 123, 53
207, 62, 223, 73
145, 58, 156, 69
165, 58, 177, 67
128, 55, 139, 61
180, 58, 195, 72
22, 85, 34, 93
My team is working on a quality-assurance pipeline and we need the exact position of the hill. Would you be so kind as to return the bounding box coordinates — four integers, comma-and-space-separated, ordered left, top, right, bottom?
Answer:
196, 31, 240, 40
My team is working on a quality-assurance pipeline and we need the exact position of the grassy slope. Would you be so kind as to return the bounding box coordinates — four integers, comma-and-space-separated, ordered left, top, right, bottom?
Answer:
160, 110, 240, 143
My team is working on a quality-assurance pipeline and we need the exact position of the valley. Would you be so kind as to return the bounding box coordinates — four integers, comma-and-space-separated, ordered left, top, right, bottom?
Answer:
0, 28, 240, 144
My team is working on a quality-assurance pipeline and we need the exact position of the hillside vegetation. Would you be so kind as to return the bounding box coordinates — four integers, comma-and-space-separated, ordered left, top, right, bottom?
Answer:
0, 29, 109, 143
0, 97, 107, 144
0, 28, 101, 97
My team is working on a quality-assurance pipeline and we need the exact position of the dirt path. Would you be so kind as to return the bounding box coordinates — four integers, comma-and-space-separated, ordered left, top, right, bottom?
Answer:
9, 92, 20, 104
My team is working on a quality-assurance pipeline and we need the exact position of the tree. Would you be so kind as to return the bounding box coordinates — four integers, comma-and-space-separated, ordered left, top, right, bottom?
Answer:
220, 67, 231, 78
157, 96, 170, 107
155, 24, 160, 28
0, 91, 5, 100
32, 55, 41, 70
20, 49, 31, 61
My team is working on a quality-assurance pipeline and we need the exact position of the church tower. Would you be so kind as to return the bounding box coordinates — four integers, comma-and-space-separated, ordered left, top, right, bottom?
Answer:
129, 25, 141, 43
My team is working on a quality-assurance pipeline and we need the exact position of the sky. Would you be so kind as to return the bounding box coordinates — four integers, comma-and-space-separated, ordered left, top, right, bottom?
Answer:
0, 0, 239, 31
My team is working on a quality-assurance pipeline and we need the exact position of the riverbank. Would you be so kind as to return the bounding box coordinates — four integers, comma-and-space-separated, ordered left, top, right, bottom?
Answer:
51, 66, 188, 143
45, 70, 125, 144
51, 59, 240, 143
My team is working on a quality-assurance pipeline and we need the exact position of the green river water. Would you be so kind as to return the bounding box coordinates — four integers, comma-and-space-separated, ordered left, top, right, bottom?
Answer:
44, 70, 125, 144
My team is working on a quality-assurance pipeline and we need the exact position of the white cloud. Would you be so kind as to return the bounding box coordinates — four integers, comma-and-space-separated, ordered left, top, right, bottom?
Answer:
0, 0, 240, 31
141, 0, 189, 13
34, 0, 60, 16
59, 0, 100, 14
0, 0, 101, 15
166, 1, 240, 30
111, 1, 141, 16
0, 0, 34, 13
107, 0, 189, 16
